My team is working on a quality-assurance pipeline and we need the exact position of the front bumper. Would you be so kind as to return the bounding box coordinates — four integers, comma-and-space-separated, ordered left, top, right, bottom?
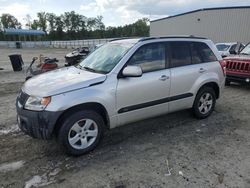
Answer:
16, 99, 62, 139
226, 73, 250, 83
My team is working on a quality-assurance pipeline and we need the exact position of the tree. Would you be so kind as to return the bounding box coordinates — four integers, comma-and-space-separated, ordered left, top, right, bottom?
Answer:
133, 18, 150, 36
86, 18, 96, 31
95, 16, 105, 30
24, 14, 32, 29
63, 11, 86, 32
31, 20, 39, 30
37, 12, 47, 32
0, 13, 21, 29
47, 13, 57, 32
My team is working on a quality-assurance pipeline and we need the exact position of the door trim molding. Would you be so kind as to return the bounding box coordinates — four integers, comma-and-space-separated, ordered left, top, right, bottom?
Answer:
118, 93, 193, 114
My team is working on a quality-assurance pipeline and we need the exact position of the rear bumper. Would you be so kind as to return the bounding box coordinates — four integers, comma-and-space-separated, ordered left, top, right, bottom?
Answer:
226, 73, 250, 83
16, 100, 62, 139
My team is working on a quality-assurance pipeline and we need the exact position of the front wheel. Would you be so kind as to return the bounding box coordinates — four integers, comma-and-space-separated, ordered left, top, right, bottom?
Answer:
193, 87, 216, 119
58, 110, 104, 156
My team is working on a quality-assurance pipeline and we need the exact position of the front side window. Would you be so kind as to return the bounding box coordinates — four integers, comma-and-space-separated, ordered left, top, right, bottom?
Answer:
191, 42, 217, 64
170, 42, 191, 68
128, 43, 166, 73
229, 44, 237, 52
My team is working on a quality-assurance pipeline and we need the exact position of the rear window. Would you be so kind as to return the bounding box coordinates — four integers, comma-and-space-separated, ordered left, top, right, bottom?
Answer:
216, 44, 230, 51
191, 42, 217, 64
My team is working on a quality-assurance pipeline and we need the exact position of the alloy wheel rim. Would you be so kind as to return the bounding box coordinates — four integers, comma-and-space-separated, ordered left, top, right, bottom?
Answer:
198, 93, 213, 114
68, 119, 98, 150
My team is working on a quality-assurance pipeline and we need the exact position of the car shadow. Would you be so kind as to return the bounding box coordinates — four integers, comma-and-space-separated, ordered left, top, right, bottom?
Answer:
226, 82, 250, 91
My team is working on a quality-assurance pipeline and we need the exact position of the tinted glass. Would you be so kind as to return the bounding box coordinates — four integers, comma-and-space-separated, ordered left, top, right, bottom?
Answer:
230, 44, 237, 52
191, 42, 217, 64
170, 42, 191, 68
128, 43, 166, 73
216, 44, 230, 51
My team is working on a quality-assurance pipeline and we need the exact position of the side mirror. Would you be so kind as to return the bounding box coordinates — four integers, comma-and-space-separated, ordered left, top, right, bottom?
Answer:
122, 65, 142, 77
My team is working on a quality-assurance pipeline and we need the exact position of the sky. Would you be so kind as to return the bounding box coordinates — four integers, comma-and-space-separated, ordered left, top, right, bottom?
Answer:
0, 0, 250, 27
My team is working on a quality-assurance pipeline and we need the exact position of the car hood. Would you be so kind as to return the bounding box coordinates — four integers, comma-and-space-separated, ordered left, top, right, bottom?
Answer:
224, 55, 250, 61
23, 66, 107, 97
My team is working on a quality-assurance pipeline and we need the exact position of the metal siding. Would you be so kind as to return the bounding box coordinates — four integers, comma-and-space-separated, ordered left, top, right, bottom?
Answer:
150, 8, 250, 43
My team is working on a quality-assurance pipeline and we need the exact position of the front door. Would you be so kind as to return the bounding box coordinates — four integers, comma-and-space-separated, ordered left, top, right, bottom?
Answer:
116, 42, 171, 126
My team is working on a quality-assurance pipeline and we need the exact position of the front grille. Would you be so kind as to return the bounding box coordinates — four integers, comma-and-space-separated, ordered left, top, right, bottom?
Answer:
226, 61, 250, 72
18, 91, 29, 106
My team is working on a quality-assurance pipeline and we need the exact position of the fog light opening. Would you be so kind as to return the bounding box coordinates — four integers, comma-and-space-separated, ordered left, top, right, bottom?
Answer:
246, 78, 250, 83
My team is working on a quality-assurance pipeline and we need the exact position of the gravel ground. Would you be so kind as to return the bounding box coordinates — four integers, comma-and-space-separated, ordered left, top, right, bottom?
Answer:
0, 47, 249, 188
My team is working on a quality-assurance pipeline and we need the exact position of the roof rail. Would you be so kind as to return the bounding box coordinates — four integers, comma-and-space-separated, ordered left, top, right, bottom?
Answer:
109, 37, 137, 42
139, 35, 207, 42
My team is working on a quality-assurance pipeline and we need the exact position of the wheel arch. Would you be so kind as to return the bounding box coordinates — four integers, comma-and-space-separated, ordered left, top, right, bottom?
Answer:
53, 102, 110, 135
196, 82, 220, 99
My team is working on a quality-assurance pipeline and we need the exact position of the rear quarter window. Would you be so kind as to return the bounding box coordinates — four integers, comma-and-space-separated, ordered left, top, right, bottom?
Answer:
191, 42, 217, 64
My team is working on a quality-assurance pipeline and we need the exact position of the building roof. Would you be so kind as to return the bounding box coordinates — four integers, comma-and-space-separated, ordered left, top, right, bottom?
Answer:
4, 28, 45, 36
151, 6, 250, 23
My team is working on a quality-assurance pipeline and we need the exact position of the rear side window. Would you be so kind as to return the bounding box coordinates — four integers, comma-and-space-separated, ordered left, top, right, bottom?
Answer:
170, 42, 192, 68
191, 42, 217, 64
128, 43, 166, 73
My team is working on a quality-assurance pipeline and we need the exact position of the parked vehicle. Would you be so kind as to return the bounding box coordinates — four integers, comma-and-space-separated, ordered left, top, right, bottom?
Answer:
16, 36, 225, 155
224, 43, 250, 85
65, 47, 90, 66
89, 44, 104, 52
216, 42, 245, 58
26, 57, 58, 80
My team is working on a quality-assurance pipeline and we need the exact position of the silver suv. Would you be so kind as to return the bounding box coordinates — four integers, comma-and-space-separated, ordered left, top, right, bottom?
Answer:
16, 36, 226, 155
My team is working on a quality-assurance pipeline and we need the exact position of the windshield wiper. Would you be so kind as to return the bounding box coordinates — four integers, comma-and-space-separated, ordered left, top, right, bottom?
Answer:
75, 64, 84, 69
83, 66, 98, 73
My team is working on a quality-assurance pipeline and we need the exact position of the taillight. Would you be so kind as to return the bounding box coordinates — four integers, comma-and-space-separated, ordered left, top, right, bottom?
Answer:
219, 60, 227, 76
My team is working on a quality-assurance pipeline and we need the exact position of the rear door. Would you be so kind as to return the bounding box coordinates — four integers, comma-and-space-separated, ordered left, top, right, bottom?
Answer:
169, 41, 218, 112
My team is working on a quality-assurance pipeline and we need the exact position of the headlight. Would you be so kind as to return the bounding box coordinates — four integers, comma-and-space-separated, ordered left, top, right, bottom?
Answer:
24, 96, 51, 111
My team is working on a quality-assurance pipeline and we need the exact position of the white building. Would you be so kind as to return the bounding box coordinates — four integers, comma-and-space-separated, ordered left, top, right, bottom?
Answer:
150, 6, 250, 44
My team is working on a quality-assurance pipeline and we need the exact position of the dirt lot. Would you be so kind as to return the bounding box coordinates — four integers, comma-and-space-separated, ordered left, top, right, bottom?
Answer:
0, 47, 250, 188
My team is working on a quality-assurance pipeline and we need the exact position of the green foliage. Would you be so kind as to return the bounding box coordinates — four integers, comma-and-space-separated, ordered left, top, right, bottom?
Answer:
37, 12, 47, 32
0, 14, 21, 29
0, 12, 149, 41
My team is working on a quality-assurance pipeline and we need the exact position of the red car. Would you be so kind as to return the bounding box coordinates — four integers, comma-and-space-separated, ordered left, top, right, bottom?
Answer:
224, 43, 250, 85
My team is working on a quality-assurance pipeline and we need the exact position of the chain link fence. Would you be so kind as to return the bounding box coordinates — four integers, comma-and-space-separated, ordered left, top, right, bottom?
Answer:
0, 38, 116, 49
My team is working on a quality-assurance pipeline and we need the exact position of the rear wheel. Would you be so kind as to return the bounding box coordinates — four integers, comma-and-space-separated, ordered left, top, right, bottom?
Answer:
58, 110, 104, 156
193, 87, 216, 119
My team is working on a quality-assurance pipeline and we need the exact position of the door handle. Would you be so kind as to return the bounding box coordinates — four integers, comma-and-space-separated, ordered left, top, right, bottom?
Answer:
159, 75, 169, 81
199, 68, 206, 73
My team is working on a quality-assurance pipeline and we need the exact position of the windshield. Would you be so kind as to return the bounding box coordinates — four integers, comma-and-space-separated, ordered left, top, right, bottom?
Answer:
240, 43, 250, 55
78, 42, 134, 74
216, 44, 230, 51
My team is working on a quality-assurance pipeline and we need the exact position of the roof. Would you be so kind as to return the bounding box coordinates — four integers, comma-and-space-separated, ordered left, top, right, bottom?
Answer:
151, 6, 250, 23
4, 28, 46, 36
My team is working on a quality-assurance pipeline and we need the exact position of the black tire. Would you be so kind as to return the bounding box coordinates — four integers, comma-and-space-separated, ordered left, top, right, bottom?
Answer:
58, 110, 104, 156
225, 79, 231, 86
192, 87, 216, 119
